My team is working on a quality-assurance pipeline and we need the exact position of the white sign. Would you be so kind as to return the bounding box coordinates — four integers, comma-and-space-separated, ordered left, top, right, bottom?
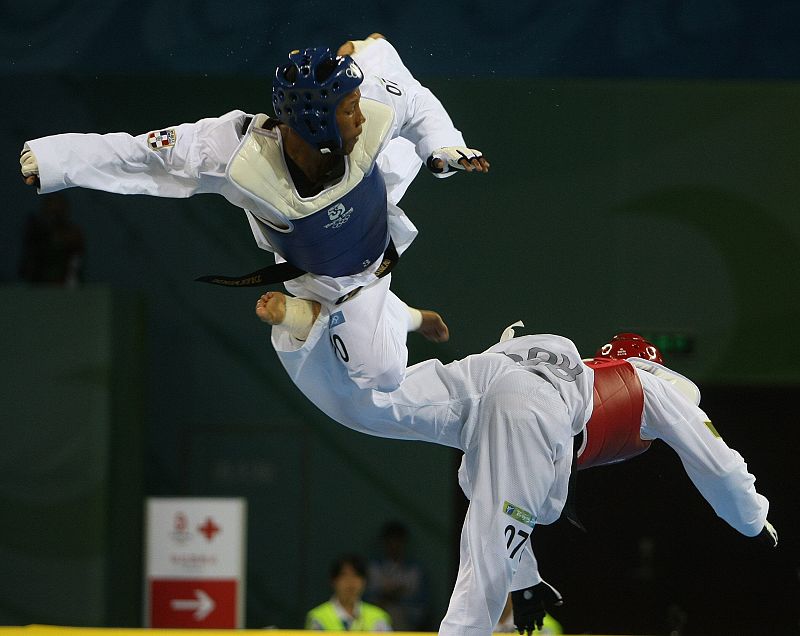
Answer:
144, 497, 247, 628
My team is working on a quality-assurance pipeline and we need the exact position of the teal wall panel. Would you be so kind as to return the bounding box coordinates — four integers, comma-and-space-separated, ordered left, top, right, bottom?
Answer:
0, 287, 144, 626
2, 73, 799, 628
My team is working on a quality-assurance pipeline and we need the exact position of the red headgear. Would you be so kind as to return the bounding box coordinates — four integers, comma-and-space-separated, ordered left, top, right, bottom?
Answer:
595, 332, 664, 364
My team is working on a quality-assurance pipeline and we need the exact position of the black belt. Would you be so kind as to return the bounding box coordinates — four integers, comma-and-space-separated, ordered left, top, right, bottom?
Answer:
195, 261, 305, 287
195, 240, 400, 304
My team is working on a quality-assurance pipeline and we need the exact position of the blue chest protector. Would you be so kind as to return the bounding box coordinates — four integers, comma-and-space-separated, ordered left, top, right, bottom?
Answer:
265, 165, 389, 277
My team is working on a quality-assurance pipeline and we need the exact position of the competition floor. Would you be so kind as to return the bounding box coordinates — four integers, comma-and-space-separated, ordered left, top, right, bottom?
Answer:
1, 627, 637, 636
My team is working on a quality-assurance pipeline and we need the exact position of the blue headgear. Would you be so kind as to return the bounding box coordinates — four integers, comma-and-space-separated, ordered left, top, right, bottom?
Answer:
272, 47, 364, 151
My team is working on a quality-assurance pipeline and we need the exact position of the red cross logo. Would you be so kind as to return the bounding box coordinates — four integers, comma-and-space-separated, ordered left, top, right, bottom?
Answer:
198, 517, 220, 541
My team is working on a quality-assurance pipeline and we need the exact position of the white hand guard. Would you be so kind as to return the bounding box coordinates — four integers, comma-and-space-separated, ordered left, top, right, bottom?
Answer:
20, 143, 39, 177
758, 520, 778, 548
427, 146, 483, 174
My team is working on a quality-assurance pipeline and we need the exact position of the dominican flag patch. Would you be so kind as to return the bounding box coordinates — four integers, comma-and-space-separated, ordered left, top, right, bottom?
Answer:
147, 128, 177, 150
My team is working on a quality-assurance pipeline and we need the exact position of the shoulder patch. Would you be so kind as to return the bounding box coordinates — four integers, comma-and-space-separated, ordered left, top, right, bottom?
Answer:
329, 311, 346, 328
147, 128, 177, 150
503, 500, 535, 528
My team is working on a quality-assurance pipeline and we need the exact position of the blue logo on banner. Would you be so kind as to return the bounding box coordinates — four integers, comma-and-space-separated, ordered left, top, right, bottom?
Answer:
329, 311, 346, 328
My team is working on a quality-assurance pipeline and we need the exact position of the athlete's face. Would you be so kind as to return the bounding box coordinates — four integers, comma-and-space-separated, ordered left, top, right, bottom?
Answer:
332, 563, 366, 605
336, 89, 365, 155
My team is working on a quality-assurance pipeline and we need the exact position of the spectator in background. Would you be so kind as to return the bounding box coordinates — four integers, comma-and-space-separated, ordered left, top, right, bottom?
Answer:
19, 193, 84, 287
306, 554, 392, 631
366, 520, 429, 630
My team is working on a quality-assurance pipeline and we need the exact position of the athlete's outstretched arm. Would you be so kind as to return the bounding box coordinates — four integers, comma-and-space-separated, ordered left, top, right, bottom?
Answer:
349, 35, 489, 174
637, 369, 771, 538
20, 110, 248, 197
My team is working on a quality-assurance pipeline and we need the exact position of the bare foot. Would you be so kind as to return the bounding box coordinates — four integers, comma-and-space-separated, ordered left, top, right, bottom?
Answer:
337, 33, 385, 56
256, 291, 286, 325
256, 291, 322, 338
337, 41, 355, 56
417, 310, 450, 342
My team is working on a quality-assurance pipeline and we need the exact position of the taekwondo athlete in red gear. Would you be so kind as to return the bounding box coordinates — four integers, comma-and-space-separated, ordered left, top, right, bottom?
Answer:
577, 332, 777, 545
259, 301, 776, 636
576, 332, 665, 469
20, 35, 488, 393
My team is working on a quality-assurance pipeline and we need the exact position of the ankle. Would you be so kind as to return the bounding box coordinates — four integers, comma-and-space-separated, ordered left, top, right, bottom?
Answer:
283, 297, 320, 340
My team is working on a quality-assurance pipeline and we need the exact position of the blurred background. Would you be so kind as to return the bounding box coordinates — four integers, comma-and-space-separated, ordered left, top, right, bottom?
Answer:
1, 1, 798, 634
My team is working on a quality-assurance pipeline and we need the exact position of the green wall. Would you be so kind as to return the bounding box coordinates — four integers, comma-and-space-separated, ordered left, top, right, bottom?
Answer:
0, 288, 144, 625
2, 75, 798, 627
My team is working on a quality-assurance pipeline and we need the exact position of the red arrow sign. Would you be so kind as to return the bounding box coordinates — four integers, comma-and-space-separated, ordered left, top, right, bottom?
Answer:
150, 579, 237, 628
170, 588, 215, 620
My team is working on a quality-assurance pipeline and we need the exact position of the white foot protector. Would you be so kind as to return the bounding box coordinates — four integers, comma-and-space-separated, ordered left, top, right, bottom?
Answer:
283, 296, 317, 341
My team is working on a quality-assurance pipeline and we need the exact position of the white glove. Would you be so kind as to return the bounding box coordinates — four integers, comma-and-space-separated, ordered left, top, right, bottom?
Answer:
20, 143, 39, 177
427, 146, 484, 174
758, 520, 778, 548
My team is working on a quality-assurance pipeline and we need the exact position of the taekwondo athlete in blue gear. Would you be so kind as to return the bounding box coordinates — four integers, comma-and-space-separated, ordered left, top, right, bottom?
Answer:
249, 47, 391, 278
20, 35, 488, 392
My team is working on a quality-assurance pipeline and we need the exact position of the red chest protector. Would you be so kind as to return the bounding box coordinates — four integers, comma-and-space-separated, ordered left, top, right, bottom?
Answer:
577, 358, 650, 470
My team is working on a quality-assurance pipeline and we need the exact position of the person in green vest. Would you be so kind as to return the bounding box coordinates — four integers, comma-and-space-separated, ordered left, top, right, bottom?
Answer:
306, 554, 392, 631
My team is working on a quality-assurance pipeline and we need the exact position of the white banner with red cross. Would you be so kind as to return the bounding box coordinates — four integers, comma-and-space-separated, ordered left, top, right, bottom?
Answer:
144, 497, 247, 628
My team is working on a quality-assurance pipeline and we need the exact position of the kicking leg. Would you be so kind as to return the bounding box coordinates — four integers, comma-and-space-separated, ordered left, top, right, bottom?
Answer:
439, 370, 573, 636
